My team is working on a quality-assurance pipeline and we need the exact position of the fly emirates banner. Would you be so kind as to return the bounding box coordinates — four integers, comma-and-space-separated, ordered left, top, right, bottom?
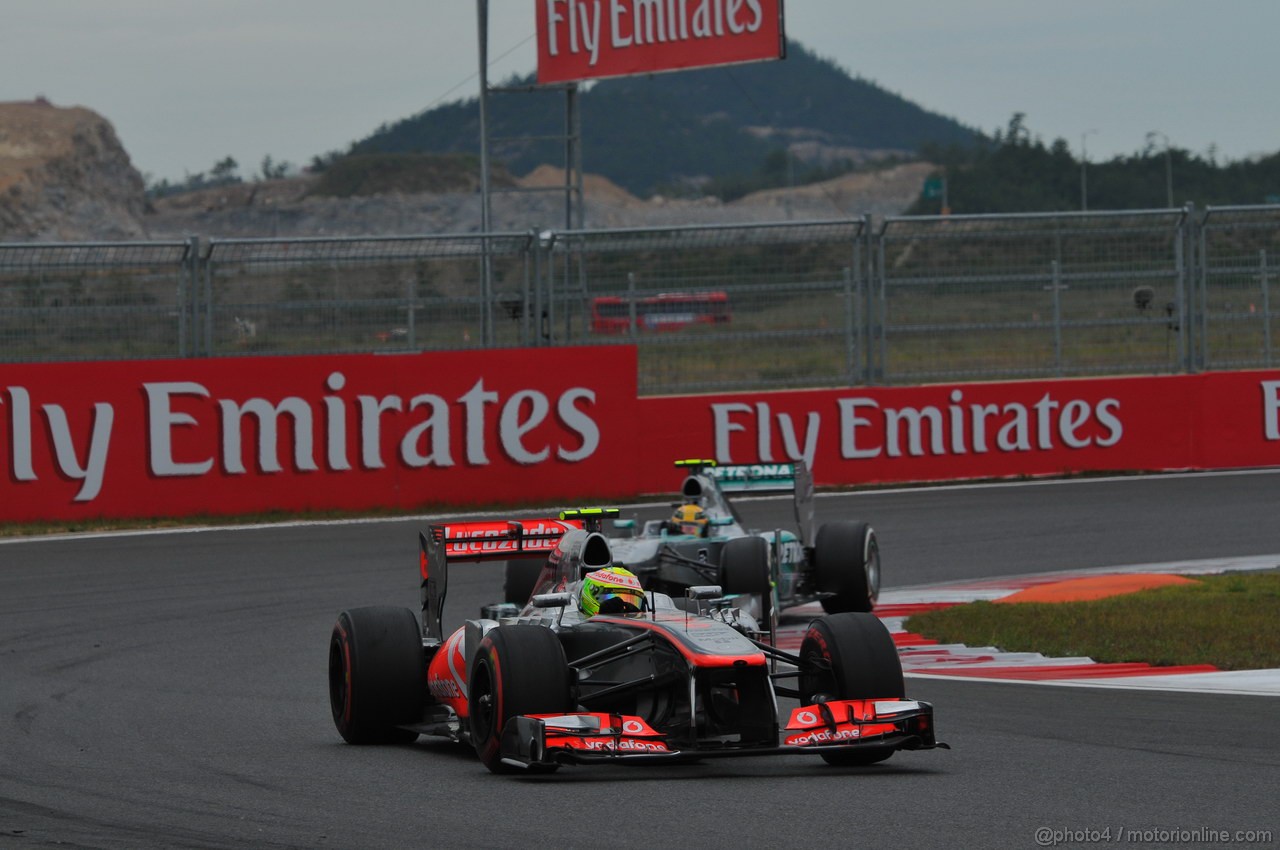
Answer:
2, 348, 1279, 521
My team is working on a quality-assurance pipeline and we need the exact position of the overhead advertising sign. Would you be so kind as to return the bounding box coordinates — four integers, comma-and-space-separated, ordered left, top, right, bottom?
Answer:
536, 0, 786, 85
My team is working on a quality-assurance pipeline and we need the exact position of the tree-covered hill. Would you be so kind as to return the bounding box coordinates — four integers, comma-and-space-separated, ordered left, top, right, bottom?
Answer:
339, 43, 979, 197
913, 114, 1280, 214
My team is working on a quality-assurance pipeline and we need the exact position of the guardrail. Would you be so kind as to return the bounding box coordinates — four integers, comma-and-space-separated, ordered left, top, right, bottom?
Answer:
3, 205, 1278, 392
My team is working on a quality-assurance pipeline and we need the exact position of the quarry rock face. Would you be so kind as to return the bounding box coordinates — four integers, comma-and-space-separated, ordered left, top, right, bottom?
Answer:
0, 100, 148, 241
0, 99, 928, 243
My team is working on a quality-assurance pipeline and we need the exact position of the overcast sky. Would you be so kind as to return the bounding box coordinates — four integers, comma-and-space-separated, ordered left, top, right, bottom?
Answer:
4, 1, 1277, 184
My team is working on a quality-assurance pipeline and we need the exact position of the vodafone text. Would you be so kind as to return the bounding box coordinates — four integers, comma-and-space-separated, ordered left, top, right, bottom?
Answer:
1, 374, 600, 502
712, 389, 1124, 467
543, 0, 765, 67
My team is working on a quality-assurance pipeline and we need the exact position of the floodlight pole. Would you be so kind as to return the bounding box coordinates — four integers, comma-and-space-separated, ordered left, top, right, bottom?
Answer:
1080, 129, 1097, 212
477, 0, 494, 346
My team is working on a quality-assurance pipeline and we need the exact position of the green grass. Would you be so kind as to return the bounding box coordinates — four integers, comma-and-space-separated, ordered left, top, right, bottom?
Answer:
904, 572, 1280, 671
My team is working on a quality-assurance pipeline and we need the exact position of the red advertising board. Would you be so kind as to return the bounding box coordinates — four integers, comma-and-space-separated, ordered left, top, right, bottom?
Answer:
3, 348, 1280, 523
536, 0, 786, 84
0, 347, 639, 522
634, 373, 1280, 493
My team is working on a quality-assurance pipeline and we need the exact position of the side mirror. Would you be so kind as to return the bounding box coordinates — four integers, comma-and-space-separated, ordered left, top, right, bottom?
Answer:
686, 585, 723, 601
530, 592, 573, 609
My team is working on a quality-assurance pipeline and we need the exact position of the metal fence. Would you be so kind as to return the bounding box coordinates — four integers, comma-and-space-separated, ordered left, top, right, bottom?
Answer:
1198, 207, 1280, 370
874, 209, 1190, 383
0, 240, 195, 361
199, 233, 536, 356
3, 205, 1278, 393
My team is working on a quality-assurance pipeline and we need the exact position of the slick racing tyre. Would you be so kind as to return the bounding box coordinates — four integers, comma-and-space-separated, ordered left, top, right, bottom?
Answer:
813, 521, 880, 614
469, 625, 572, 773
329, 606, 425, 745
718, 536, 771, 595
503, 560, 543, 606
798, 612, 904, 766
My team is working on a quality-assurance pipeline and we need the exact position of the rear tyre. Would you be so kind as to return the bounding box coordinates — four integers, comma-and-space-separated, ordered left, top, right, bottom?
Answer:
813, 521, 880, 614
468, 625, 572, 773
503, 560, 543, 606
798, 612, 903, 766
328, 606, 425, 745
718, 536, 771, 595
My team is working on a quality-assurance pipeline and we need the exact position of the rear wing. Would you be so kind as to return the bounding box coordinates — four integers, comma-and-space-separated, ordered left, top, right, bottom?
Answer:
705, 462, 800, 494
418, 517, 580, 642
426, 518, 582, 565
417, 511, 618, 642
680, 460, 815, 549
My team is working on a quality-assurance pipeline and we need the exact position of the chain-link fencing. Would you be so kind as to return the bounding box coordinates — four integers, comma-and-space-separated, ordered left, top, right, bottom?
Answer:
3, 205, 1279, 393
875, 209, 1190, 383
536, 221, 864, 393
0, 240, 195, 360
1198, 206, 1280, 370
198, 233, 537, 357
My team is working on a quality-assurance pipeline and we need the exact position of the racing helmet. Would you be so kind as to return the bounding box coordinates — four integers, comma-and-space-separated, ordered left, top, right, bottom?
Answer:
671, 503, 708, 537
579, 566, 645, 617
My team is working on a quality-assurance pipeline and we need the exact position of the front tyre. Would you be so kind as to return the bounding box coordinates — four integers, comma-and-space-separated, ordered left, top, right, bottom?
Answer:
328, 606, 425, 745
468, 625, 572, 773
813, 521, 880, 614
798, 612, 903, 766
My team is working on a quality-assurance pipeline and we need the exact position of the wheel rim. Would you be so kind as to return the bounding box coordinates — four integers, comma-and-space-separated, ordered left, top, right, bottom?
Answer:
798, 634, 836, 703
471, 659, 497, 742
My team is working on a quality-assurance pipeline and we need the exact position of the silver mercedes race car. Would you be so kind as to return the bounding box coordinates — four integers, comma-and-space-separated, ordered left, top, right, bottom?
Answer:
504, 460, 881, 620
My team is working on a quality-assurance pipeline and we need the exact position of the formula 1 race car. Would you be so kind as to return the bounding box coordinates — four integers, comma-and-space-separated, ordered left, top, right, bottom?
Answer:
327, 511, 944, 774
503, 460, 880, 620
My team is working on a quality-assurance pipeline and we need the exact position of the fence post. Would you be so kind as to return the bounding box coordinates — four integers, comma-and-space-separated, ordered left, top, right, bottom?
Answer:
202, 242, 215, 356
1191, 203, 1206, 372
1181, 203, 1202, 372
547, 234, 558, 344
533, 232, 545, 345
522, 231, 534, 346
1262, 249, 1272, 367
406, 273, 416, 350
1051, 259, 1063, 376
843, 265, 855, 384
873, 219, 887, 385
181, 235, 199, 357
627, 271, 637, 338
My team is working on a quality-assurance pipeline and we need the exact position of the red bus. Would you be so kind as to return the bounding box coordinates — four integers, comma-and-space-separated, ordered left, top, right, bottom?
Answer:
590, 291, 731, 334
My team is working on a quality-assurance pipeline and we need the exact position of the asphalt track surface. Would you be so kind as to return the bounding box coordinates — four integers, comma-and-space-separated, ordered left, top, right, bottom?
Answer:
2, 471, 1279, 849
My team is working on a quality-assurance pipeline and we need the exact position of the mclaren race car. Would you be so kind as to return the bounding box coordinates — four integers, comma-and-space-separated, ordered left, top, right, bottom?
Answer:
327, 511, 944, 774
504, 460, 881, 619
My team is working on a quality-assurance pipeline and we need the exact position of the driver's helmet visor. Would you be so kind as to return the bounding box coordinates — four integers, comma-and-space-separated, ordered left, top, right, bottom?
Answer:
594, 586, 646, 614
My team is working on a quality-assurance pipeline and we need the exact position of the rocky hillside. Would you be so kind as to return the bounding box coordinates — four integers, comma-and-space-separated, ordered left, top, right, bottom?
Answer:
141, 161, 934, 239
0, 101, 934, 242
0, 100, 148, 241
